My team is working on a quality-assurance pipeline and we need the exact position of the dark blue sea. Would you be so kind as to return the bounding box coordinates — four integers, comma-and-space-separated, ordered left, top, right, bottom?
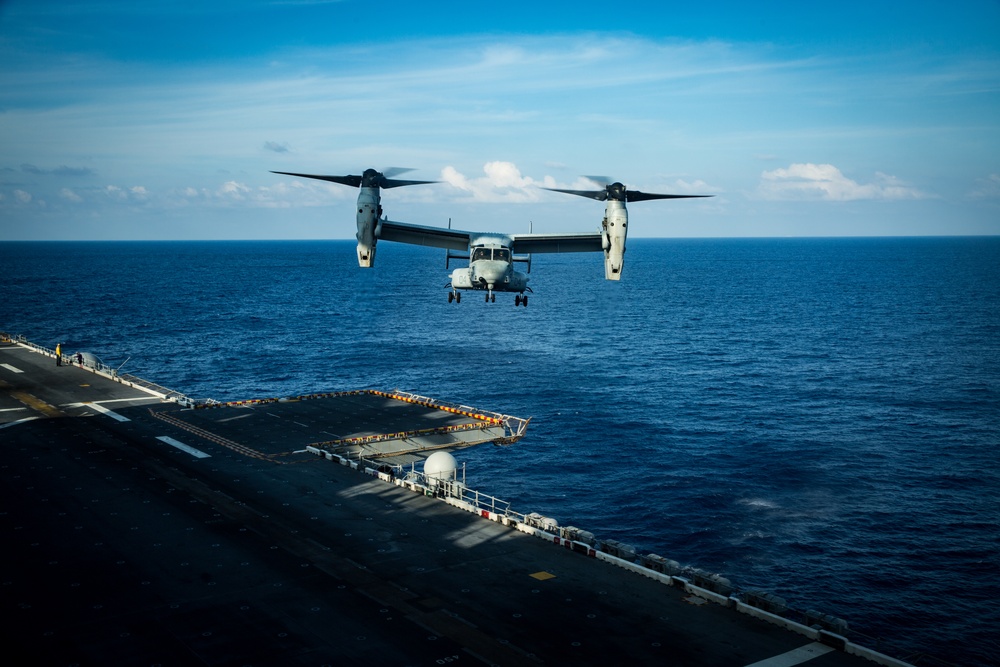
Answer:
2, 238, 998, 665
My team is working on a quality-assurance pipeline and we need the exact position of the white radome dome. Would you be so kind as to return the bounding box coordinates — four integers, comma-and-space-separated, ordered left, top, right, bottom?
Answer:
423, 451, 458, 482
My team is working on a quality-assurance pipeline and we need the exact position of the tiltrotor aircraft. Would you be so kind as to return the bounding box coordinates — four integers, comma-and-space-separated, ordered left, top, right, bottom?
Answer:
271, 168, 711, 306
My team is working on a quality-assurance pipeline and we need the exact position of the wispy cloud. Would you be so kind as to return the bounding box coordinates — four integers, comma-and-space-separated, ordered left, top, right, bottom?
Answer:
756, 163, 930, 201
969, 174, 1000, 200
21, 163, 97, 177
264, 141, 290, 153
1, 24, 997, 237
59, 187, 83, 202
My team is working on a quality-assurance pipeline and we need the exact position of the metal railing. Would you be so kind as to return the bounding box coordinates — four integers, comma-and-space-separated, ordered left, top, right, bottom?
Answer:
352, 451, 525, 521
344, 447, 945, 667
387, 389, 531, 444
4, 334, 197, 405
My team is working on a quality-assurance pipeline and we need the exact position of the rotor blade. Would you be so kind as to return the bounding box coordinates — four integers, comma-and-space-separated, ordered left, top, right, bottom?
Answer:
270, 171, 361, 187
381, 167, 415, 179
625, 190, 714, 202
380, 178, 439, 189
541, 187, 608, 201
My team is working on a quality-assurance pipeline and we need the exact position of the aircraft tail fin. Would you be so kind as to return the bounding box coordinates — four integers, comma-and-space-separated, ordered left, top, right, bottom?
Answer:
513, 254, 532, 273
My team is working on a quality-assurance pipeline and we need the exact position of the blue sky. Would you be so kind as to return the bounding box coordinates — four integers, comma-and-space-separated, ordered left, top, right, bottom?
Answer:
1, 0, 998, 240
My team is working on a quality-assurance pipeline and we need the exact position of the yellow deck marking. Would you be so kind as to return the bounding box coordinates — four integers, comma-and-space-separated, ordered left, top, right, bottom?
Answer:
11, 391, 63, 418
530, 571, 556, 581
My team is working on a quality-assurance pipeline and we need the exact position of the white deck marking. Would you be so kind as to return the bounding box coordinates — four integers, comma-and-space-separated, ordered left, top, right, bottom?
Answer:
0, 416, 41, 430
156, 436, 210, 459
1, 363, 24, 373
0, 407, 29, 413
217, 413, 253, 423
744, 642, 835, 667
63, 397, 160, 408
86, 403, 131, 422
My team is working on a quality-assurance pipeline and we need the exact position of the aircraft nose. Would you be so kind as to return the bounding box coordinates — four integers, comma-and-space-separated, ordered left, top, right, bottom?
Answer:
475, 262, 507, 287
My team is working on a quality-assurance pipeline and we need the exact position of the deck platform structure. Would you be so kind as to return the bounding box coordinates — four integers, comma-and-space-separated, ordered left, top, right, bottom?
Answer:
150, 389, 527, 464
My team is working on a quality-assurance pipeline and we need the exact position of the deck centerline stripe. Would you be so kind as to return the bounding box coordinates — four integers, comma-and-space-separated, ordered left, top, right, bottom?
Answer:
0, 416, 41, 430
156, 436, 211, 459
86, 402, 131, 422
743, 642, 835, 667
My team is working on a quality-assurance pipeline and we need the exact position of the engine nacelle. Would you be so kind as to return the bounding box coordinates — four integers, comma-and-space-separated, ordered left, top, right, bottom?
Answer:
602, 200, 628, 280
450, 268, 474, 289
507, 271, 529, 292
356, 187, 380, 268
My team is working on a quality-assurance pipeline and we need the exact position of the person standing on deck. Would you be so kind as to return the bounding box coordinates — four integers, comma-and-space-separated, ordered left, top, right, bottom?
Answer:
55, 343, 62, 366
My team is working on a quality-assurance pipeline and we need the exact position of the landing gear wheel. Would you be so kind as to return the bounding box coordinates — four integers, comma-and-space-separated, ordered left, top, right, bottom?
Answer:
523, 295, 528, 307
448, 292, 454, 303
515, 295, 522, 306
491, 293, 496, 303
485, 293, 490, 303
456, 291, 461, 303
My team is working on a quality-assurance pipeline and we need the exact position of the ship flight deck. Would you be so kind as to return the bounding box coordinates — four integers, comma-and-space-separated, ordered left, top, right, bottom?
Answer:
0, 339, 912, 666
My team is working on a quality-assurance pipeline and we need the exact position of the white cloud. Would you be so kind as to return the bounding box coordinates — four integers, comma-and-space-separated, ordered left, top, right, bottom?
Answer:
96, 184, 152, 204
218, 181, 251, 199
59, 187, 83, 202
14, 189, 32, 203
441, 161, 543, 203
199, 179, 328, 209
104, 185, 127, 200
757, 163, 929, 201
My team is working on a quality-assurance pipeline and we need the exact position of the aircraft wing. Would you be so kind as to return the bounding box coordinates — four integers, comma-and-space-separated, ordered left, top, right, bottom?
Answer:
378, 220, 472, 252
510, 232, 604, 254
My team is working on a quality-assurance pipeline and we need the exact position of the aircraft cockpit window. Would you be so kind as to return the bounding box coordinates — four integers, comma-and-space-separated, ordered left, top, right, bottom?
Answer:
472, 247, 511, 261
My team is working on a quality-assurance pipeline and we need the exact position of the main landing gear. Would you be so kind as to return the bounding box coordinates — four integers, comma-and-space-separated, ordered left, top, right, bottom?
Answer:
448, 291, 527, 306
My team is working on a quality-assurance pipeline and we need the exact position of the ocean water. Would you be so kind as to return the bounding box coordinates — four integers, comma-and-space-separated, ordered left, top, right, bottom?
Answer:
2, 237, 998, 665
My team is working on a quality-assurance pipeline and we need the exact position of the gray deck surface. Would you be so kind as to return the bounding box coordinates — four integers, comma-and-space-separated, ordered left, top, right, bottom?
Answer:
0, 342, 886, 666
